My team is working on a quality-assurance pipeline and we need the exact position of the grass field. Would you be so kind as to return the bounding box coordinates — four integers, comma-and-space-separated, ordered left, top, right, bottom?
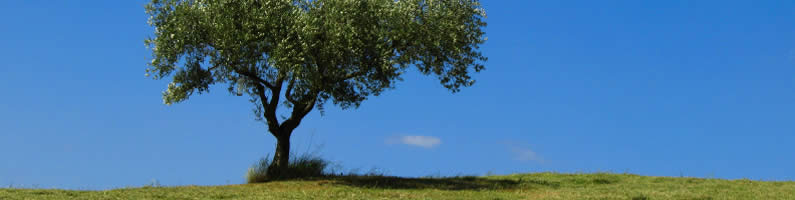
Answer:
2, 173, 793, 199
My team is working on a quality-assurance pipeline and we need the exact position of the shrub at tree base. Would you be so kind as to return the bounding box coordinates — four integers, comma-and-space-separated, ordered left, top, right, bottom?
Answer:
246, 154, 330, 183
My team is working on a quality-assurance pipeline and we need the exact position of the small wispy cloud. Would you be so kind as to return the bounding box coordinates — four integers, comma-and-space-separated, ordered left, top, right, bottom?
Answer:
510, 146, 540, 162
788, 49, 795, 61
387, 135, 441, 148
503, 142, 542, 163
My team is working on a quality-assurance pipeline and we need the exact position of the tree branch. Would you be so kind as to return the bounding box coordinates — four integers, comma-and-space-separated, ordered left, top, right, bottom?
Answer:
267, 75, 285, 116
237, 69, 276, 90
255, 84, 279, 133
279, 94, 317, 134
284, 77, 298, 104
206, 56, 276, 90
207, 65, 219, 71
256, 74, 288, 137
341, 71, 366, 81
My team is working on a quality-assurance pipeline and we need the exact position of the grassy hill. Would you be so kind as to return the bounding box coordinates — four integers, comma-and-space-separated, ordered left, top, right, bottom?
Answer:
2, 173, 793, 199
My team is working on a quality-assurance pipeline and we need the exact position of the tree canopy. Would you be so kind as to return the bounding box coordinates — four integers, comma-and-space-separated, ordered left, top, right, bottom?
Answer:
145, 0, 486, 175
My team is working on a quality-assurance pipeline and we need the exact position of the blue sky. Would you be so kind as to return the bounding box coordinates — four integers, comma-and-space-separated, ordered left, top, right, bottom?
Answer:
1, 0, 793, 190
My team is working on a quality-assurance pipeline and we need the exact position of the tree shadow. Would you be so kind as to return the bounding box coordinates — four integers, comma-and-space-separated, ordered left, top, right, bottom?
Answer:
326, 175, 522, 190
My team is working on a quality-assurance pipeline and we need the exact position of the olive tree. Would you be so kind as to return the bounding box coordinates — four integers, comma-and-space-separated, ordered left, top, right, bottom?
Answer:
145, 0, 486, 176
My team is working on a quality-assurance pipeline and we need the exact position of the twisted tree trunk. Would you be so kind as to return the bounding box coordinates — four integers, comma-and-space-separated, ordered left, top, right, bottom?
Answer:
256, 80, 316, 179
267, 133, 291, 178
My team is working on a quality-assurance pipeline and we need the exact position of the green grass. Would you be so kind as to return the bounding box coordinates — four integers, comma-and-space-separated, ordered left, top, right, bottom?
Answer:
2, 173, 794, 199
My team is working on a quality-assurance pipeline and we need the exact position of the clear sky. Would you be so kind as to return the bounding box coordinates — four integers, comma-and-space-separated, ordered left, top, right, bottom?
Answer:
1, 0, 793, 190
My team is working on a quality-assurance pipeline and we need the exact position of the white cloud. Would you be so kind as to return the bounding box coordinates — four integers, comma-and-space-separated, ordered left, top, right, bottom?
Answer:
388, 135, 441, 148
510, 146, 540, 162
789, 49, 795, 61
502, 142, 542, 162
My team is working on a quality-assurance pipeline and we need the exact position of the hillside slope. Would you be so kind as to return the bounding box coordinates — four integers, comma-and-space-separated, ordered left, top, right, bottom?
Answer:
2, 173, 793, 199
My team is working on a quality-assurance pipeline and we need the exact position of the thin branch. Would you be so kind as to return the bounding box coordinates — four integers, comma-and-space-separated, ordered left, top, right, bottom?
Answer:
267, 75, 285, 116
279, 94, 317, 133
341, 71, 367, 81
206, 39, 276, 89
207, 56, 276, 90
237, 69, 276, 89
254, 84, 269, 108
255, 84, 279, 132
284, 76, 298, 104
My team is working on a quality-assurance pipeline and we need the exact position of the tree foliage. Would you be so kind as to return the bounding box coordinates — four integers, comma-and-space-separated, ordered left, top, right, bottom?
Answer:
145, 0, 486, 174
146, 0, 486, 111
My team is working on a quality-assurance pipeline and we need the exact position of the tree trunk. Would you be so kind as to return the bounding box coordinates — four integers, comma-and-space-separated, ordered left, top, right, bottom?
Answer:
251, 77, 315, 179
267, 133, 291, 178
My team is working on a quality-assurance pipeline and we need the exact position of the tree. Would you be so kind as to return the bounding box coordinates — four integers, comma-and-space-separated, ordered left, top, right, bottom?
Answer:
144, 0, 486, 177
